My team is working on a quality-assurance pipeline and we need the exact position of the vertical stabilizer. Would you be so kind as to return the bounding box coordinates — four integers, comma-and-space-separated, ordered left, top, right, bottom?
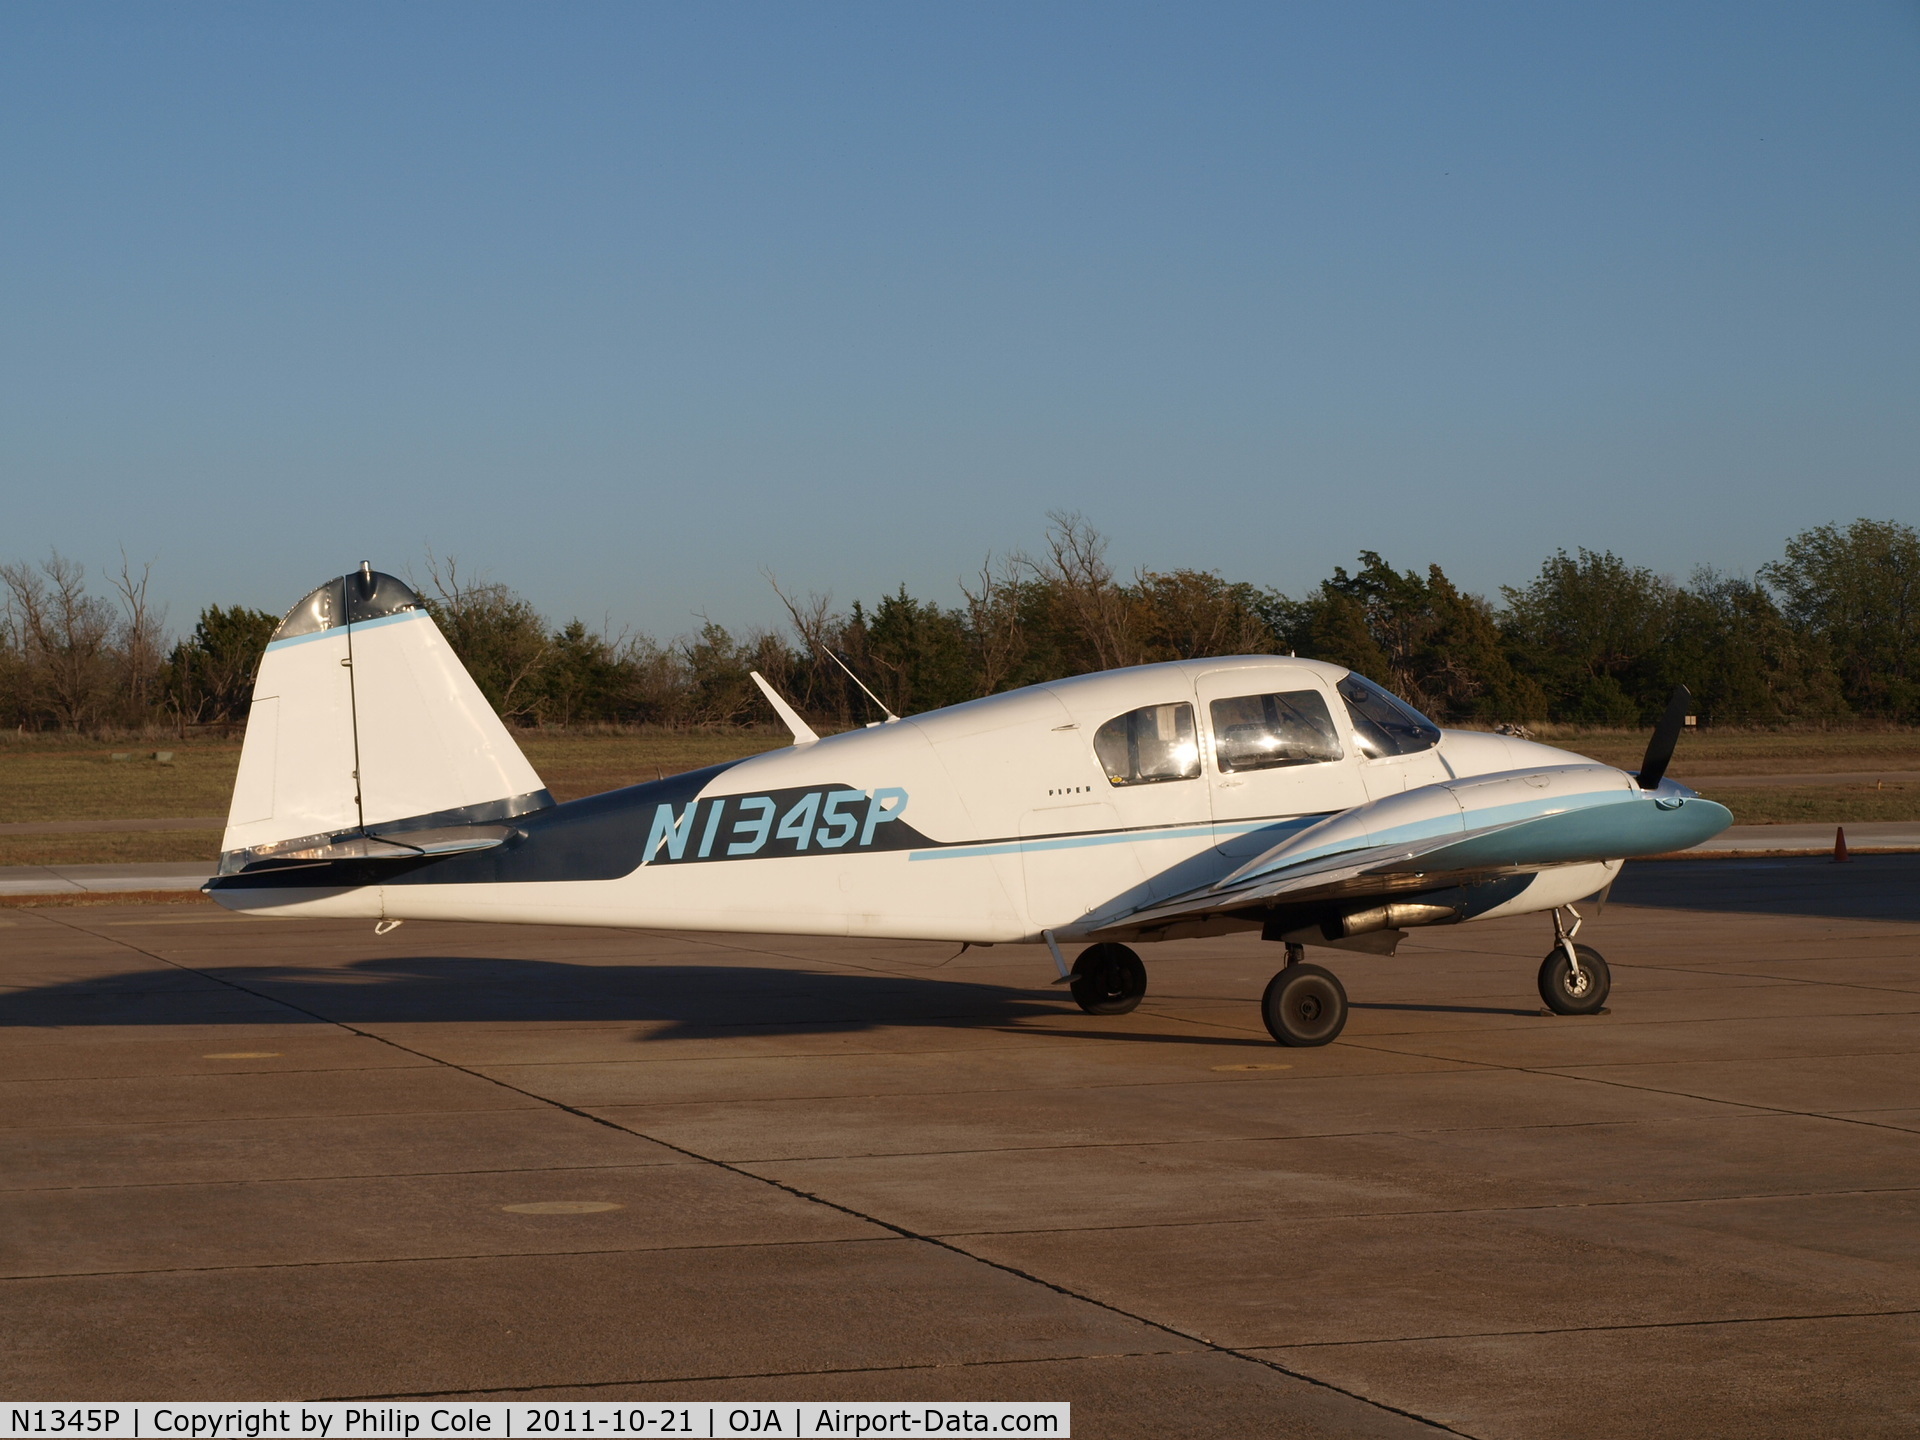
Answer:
221, 567, 552, 872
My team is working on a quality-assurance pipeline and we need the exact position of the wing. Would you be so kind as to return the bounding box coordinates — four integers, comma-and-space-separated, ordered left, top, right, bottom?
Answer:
1085, 765, 1732, 941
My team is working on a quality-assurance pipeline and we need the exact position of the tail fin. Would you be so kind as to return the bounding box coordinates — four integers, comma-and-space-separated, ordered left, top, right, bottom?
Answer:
220, 564, 552, 873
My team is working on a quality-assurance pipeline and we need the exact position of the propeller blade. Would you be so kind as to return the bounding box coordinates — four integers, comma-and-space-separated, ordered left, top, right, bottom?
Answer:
1636, 685, 1692, 790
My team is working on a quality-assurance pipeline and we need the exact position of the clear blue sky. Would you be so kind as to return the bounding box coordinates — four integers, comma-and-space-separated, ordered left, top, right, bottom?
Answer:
4, 2, 1916, 640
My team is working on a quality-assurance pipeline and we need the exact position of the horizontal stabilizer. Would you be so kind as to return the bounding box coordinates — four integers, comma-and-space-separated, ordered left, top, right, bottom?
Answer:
228, 826, 512, 874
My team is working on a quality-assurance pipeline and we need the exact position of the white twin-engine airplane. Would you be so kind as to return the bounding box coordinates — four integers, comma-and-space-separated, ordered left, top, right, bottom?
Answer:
207, 566, 1733, 1046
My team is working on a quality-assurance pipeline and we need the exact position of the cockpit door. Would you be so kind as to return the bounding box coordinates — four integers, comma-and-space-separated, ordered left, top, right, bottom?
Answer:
1195, 668, 1366, 858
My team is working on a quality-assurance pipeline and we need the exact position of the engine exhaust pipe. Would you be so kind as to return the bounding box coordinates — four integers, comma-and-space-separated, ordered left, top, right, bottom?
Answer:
1337, 901, 1461, 938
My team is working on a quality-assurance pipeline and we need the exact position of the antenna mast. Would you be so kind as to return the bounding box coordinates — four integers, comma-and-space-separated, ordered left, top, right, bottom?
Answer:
821, 646, 899, 724
763, 571, 900, 724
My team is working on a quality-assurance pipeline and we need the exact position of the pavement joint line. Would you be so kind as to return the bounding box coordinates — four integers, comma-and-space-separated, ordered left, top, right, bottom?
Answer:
20, 1164, 1913, 1222
464, 1032, 1295, 1062
96, 916, 264, 926
0, 1105, 551, 1133
1353, 1041, 1920, 1071
32, 909, 1477, 1440
696, 1109, 1868, 1166
1527, 1045, 1920, 1069
795, 1107, 1896, 1150
1, 1104, 591, 1133
529, 1057, 1519, 1109
329, 1348, 1200, 1402
4, 1234, 904, 1283
433, 1025, 1317, 1065
1599, 962, 1920, 1001
0, 1162, 707, 1195
1627, 924, 1920, 940
911, 1184, 1920, 1239
1522, 1076, 1920, 1137
488, 1069, 1487, 1109
1629, 947, 1920, 970
1, 1063, 447, 1084
393, 1047, 1172, 1073
1358, 1003, 1920, 1033
272, 1006, 1146, 1032
1328, 1037, 1920, 1139
1257, 1305, 1920, 1350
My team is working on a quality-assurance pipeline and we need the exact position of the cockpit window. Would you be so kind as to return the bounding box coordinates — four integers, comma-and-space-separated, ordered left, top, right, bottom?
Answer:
1209, 690, 1343, 772
1338, 674, 1441, 758
1095, 702, 1201, 786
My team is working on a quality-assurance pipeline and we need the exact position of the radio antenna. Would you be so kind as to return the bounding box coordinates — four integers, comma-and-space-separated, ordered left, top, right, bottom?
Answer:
763, 570, 900, 724
821, 645, 899, 724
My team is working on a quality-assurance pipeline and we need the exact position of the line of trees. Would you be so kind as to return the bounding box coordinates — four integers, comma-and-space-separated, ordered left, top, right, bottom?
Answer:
3, 516, 1916, 734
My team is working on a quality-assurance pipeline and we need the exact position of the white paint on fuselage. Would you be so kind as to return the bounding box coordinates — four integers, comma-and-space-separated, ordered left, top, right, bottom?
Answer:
212, 657, 1621, 944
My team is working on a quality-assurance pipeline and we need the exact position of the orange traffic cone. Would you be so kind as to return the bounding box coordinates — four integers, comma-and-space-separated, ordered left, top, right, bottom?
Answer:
1833, 827, 1850, 864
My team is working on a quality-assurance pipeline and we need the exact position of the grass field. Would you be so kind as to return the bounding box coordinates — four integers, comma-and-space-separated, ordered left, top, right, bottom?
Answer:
1690, 783, 1920, 825
0, 730, 794, 865
1536, 727, 1920, 775
0, 730, 799, 825
1, 725, 1915, 866
0, 831, 223, 867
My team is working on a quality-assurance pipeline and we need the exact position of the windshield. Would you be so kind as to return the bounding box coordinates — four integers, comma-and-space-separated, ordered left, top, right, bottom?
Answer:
1337, 674, 1441, 758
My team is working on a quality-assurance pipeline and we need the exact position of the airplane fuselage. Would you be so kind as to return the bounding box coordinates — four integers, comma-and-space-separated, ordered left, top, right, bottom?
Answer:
209, 655, 1644, 944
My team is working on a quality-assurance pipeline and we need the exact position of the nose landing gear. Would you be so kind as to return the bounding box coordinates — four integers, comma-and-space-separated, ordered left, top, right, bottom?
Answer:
1539, 904, 1610, 1014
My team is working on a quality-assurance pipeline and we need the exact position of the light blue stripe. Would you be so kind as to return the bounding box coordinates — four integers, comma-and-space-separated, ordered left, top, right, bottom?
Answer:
908, 813, 1327, 862
1426, 797, 1732, 867
264, 627, 347, 652
264, 609, 426, 652
351, 610, 422, 634
1242, 787, 1631, 877
911, 822, 1208, 861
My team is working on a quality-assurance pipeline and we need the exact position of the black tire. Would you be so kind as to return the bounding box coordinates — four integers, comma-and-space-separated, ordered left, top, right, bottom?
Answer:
1069, 943, 1147, 1015
1539, 944, 1610, 1015
1262, 963, 1348, 1046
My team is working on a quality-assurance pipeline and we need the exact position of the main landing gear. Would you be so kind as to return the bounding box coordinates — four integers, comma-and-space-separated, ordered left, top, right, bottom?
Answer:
1539, 905, 1610, 1015
1262, 942, 1349, 1046
1068, 942, 1148, 1015
1059, 903, 1611, 1041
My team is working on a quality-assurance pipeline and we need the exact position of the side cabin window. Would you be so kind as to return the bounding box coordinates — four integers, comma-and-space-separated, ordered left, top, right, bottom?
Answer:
1338, 674, 1441, 758
1095, 702, 1201, 786
1210, 690, 1343, 772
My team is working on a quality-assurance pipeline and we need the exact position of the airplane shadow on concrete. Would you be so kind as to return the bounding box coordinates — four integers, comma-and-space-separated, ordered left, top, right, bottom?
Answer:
21, 856, 1909, 1034
0, 949, 1555, 1037
1610, 853, 1920, 924
0, 955, 1095, 1035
